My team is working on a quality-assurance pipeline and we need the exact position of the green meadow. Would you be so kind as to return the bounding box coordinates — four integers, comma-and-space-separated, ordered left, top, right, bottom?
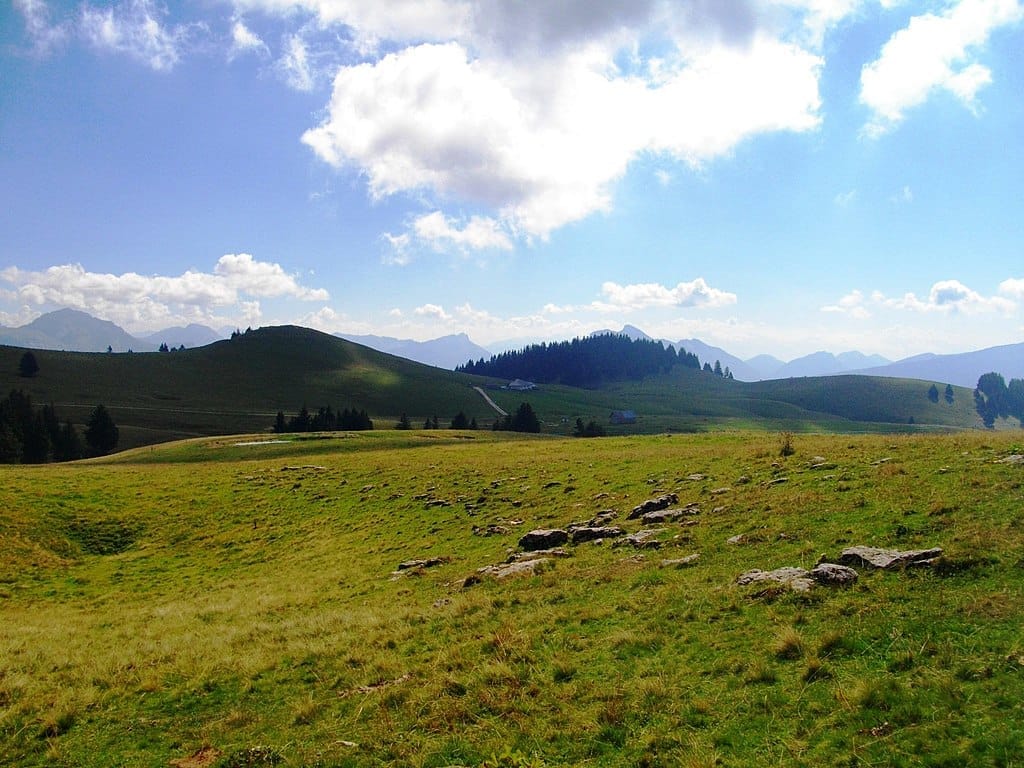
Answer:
0, 327, 987, 453
3, 429, 1023, 767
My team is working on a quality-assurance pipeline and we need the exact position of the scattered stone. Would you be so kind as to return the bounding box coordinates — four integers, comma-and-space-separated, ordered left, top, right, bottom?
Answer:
872, 457, 894, 465
425, 499, 451, 508
570, 526, 625, 544
360, 484, 376, 492
727, 534, 747, 545
432, 598, 452, 608
592, 492, 611, 501
735, 475, 751, 485
660, 554, 701, 568
641, 506, 699, 524
710, 487, 731, 495
809, 458, 834, 469
765, 477, 789, 486
613, 529, 661, 549
588, 510, 618, 526
839, 545, 943, 570
627, 493, 679, 520
619, 554, 646, 564
712, 506, 727, 515
518, 529, 569, 551
471, 558, 553, 584
543, 481, 562, 489
997, 454, 1024, 465
279, 465, 326, 472
396, 556, 450, 571
507, 548, 570, 563
472, 525, 508, 537
737, 567, 814, 592
809, 562, 858, 586
686, 473, 706, 481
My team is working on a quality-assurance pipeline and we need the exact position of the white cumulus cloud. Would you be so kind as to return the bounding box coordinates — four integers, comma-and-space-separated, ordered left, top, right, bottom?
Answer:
821, 289, 871, 318
600, 279, 738, 310
411, 211, 513, 253
998, 277, 1024, 298
0, 255, 327, 331
298, 2, 827, 244
860, 0, 1023, 135
873, 279, 1015, 314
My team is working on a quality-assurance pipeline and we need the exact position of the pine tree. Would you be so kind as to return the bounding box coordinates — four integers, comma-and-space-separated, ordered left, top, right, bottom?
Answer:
18, 351, 39, 378
85, 404, 119, 454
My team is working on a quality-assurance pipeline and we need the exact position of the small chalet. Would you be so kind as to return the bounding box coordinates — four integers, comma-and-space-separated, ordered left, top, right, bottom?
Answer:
505, 379, 538, 391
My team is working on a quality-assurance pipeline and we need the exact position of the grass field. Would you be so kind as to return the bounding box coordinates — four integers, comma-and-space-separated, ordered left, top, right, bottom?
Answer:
2, 429, 1023, 766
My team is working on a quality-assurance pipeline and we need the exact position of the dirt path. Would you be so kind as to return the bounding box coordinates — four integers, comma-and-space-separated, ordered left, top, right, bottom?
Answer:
473, 386, 508, 417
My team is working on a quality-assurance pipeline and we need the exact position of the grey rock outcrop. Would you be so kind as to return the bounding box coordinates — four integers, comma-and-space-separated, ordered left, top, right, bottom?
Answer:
838, 546, 943, 570
468, 558, 553, 585
641, 505, 699, 524
518, 529, 569, 551
737, 567, 815, 592
627, 493, 679, 520
809, 562, 858, 586
737, 562, 858, 592
570, 526, 625, 544
613, 529, 661, 549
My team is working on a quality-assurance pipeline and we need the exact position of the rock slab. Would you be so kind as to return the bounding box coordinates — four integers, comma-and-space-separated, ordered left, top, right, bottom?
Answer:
518, 529, 569, 551
627, 493, 679, 520
838, 546, 943, 570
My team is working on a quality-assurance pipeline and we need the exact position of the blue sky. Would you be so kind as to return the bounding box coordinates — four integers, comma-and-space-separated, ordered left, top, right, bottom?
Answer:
1, 0, 1022, 360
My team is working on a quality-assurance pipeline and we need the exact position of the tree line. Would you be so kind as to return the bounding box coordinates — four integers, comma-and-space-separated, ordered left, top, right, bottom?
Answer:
458, 334, 701, 388
974, 372, 1024, 428
274, 405, 373, 433
0, 390, 118, 463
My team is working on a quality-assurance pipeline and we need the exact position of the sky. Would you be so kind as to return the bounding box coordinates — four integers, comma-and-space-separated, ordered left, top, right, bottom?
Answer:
1, 0, 1022, 362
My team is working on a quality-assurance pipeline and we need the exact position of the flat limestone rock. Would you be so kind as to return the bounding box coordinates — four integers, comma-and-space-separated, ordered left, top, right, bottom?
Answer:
838, 545, 943, 570
736, 567, 814, 592
809, 562, 858, 586
570, 526, 625, 544
474, 558, 552, 582
641, 506, 699, 524
613, 529, 662, 549
660, 554, 701, 568
518, 529, 569, 551
507, 548, 570, 563
997, 454, 1024, 465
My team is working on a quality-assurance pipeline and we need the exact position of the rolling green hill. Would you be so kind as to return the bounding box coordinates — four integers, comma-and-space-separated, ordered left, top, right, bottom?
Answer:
0, 326, 496, 448
0, 325, 988, 453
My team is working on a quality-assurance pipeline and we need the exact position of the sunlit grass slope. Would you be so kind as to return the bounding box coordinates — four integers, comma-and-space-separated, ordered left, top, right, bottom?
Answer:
0, 327, 495, 447
2, 429, 1023, 766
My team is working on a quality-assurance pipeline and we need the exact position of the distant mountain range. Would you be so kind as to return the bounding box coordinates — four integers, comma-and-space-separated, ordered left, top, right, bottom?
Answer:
0, 309, 223, 353
336, 332, 491, 370
2, 310, 1021, 386
598, 324, 1022, 387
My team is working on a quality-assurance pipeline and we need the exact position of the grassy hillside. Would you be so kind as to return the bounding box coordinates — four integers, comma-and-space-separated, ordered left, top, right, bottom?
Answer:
0, 327, 497, 448
484, 367, 984, 435
0, 327, 989, 452
2, 430, 1023, 766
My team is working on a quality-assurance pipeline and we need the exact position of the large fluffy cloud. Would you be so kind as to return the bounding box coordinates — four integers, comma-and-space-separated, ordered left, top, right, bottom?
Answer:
0, 255, 328, 330
860, 0, 1023, 135
303, 34, 822, 240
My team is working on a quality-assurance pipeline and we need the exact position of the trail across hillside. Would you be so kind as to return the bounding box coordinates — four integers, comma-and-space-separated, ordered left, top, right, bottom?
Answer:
473, 386, 507, 417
